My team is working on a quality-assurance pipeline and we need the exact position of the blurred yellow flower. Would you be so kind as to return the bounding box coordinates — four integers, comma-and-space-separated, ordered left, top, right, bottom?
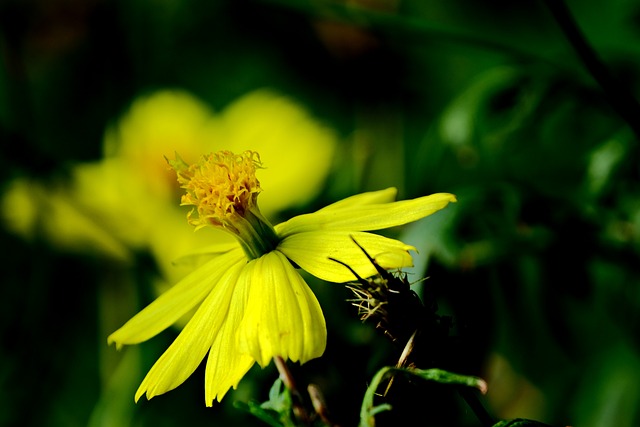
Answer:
108, 150, 456, 405
1, 177, 131, 261
1, 89, 337, 282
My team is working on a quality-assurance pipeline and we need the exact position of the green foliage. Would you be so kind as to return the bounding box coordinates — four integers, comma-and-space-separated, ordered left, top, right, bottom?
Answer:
234, 378, 295, 427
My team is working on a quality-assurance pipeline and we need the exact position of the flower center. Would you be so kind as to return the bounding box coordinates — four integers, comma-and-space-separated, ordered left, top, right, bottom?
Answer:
169, 150, 280, 259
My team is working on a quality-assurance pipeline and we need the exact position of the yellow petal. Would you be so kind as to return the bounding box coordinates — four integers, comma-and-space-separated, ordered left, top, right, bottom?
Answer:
277, 231, 415, 283
135, 258, 246, 401
1, 178, 41, 240
237, 251, 327, 367
1, 176, 133, 262
103, 90, 215, 203
315, 187, 398, 212
168, 239, 241, 269
274, 188, 397, 237
204, 269, 255, 405
276, 193, 457, 237
108, 248, 245, 347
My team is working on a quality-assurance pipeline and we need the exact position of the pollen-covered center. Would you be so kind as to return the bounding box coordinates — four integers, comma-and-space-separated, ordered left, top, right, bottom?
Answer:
172, 150, 262, 229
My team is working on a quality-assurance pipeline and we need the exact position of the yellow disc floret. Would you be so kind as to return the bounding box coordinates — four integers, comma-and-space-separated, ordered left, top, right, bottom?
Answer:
171, 150, 262, 229
168, 150, 279, 259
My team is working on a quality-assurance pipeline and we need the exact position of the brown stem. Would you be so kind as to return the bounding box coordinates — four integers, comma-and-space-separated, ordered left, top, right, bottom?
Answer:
308, 384, 340, 427
274, 356, 311, 425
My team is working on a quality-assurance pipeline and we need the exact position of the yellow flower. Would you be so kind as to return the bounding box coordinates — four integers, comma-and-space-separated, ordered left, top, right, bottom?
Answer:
0, 89, 337, 279
108, 150, 456, 405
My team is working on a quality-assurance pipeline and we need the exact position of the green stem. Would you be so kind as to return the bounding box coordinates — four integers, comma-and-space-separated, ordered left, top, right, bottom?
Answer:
542, 0, 640, 140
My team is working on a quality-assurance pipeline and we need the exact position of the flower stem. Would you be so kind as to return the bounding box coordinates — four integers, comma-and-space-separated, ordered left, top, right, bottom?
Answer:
308, 384, 338, 427
274, 356, 311, 426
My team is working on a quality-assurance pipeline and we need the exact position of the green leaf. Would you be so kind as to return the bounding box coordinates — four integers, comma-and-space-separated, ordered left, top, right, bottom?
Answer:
234, 378, 297, 427
233, 401, 285, 427
261, 377, 293, 414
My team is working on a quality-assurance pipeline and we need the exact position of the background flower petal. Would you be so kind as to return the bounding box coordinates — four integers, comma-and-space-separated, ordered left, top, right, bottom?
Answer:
1, 177, 132, 262
209, 89, 338, 216
276, 193, 456, 237
278, 231, 415, 283
108, 248, 244, 347
103, 90, 215, 203
135, 258, 245, 402
237, 251, 327, 367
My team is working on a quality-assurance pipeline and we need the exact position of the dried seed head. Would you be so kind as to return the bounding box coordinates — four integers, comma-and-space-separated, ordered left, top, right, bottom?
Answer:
332, 237, 424, 345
